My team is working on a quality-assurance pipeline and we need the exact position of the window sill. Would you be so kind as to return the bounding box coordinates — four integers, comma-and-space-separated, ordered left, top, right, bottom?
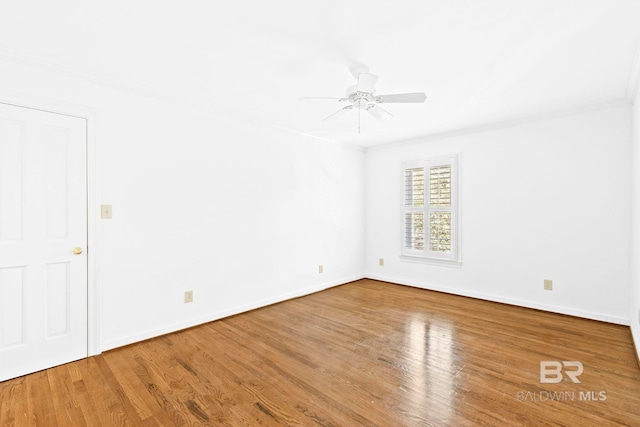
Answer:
399, 255, 463, 269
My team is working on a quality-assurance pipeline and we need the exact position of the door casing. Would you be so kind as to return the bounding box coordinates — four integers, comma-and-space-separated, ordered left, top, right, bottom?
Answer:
0, 92, 100, 358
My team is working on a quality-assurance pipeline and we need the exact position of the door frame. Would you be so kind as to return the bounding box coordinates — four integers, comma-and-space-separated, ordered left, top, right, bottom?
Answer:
0, 90, 100, 357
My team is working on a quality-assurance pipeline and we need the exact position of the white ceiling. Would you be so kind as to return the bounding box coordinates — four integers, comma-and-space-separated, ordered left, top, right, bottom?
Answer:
2, 0, 640, 147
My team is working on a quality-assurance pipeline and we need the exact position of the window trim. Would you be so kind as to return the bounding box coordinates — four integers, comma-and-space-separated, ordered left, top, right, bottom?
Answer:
400, 154, 461, 266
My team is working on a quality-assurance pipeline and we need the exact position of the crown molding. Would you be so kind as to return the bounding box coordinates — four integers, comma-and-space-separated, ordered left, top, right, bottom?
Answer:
366, 98, 632, 152
0, 45, 354, 148
0, 45, 184, 105
627, 40, 640, 104
1, 44, 632, 153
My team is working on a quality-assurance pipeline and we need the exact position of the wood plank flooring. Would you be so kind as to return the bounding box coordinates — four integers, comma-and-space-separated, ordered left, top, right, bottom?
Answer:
2, 279, 640, 426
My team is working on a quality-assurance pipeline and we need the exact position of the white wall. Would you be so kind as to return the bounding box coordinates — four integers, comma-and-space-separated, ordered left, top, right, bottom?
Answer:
366, 105, 632, 324
0, 60, 365, 351
1, 55, 636, 355
631, 87, 640, 356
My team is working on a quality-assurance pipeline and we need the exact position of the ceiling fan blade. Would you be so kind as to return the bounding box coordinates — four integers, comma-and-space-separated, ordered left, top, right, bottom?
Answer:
357, 73, 378, 93
322, 105, 353, 121
375, 92, 427, 103
299, 96, 346, 101
366, 104, 393, 121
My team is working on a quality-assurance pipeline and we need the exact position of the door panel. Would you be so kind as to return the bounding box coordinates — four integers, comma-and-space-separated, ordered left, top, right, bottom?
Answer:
0, 119, 24, 242
0, 267, 25, 347
0, 103, 87, 382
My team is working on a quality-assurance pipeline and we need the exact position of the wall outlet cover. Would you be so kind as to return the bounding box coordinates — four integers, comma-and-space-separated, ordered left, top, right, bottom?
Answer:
184, 291, 193, 303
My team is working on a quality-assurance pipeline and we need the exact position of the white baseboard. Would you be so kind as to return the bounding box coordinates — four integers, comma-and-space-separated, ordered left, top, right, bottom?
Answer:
632, 324, 640, 367
365, 273, 630, 326
101, 275, 364, 352
101, 274, 630, 352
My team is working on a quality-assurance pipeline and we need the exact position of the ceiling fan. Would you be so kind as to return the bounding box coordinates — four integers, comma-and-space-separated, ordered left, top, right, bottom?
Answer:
301, 68, 427, 133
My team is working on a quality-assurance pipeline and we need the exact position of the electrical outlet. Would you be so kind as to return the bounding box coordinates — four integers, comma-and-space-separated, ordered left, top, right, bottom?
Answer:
318, 265, 323, 274
544, 279, 553, 291
379, 258, 384, 266
184, 291, 193, 303
638, 308, 640, 325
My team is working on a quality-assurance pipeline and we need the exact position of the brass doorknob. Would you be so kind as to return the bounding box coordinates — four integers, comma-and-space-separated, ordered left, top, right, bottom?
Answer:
73, 247, 83, 255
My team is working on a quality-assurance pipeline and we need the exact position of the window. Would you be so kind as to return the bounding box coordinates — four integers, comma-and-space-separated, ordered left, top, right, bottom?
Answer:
402, 155, 459, 263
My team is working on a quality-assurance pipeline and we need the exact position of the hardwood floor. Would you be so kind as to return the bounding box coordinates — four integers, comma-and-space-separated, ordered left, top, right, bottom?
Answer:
2, 279, 640, 426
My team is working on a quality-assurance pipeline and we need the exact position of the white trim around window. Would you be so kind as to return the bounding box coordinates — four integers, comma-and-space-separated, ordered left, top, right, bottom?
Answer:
400, 154, 461, 267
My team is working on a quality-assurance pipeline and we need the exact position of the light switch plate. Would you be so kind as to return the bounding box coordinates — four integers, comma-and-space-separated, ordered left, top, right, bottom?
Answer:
101, 204, 112, 219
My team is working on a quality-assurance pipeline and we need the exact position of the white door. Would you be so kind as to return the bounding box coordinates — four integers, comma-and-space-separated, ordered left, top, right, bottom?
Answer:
0, 103, 87, 382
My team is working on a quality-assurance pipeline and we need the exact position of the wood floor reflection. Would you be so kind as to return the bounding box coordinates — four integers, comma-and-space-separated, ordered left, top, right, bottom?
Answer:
2, 279, 640, 426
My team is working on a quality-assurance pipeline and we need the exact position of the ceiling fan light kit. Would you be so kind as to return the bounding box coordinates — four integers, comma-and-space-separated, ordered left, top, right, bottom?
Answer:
303, 71, 427, 133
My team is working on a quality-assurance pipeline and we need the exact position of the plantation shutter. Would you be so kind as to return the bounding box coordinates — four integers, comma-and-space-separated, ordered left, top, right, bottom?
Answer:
404, 166, 425, 252
402, 156, 458, 261
429, 164, 452, 253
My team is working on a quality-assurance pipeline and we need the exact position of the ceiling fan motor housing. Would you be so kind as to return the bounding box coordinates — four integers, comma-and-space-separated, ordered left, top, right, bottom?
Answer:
349, 91, 376, 109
